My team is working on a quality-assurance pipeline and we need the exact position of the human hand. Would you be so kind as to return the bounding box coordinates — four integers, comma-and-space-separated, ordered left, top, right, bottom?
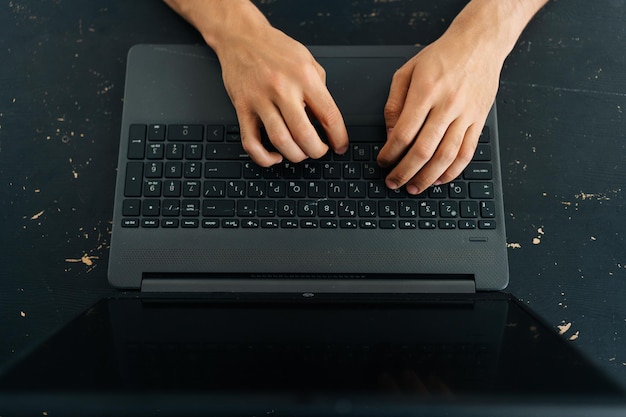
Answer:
215, 21, 349, 167
377, 30, 503, 195
164, 0, 348, 167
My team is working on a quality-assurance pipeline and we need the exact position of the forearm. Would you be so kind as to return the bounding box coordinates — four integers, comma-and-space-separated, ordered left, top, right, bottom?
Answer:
162, 0, 270, 56
447, 0, 549, 61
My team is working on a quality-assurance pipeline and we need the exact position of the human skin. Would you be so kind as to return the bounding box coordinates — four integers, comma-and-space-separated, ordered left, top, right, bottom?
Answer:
164, 0, 548, 194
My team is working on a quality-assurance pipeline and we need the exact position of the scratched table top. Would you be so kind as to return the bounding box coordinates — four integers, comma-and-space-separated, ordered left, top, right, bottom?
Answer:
1, 0, 626, 388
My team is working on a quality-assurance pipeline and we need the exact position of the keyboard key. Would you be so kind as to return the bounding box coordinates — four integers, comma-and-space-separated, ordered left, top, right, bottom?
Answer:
242, 219, 260, 228
480, 201, 496, 218
459, 220, 477, 229
205, 144, 249, 160
473, 144, 491, 161
144, 162, 163, 178
428, 185, 447, 198
124, 162, 143, 197
203, 200, 235, 217
162, 219, 179, 228
469, 182, 494, 199
205, 162, 241, 178
399, 201, 417, 217
202, 219, 220, 228
181, 200, 200, 217
168, 124, 203, 141
277, 200, 296, 217
142, 200, 160, 216
399, 220, 417, 229
301, 220, 318, 228
379, 201, 397, 217
298, 201, 316, 217
148, 124, 166, 141
162, 199, 181, 216
237, 200, 255, 217
379, 220, 397, 229
146, 143, 164, 159
257, 201, 276, 217
182, 219, 200, 228
143, 180, 161, 197
460, 201, 479, 218
164, 162, 183, 178
222, 219, 240, 228
479, 220, 496, 229
418, 220, 436, 229
448, 182, 467, 198
122, 218, 139, 228
185, 144, 203, 160
464, 163, 492, 180
281, 219, 298, 228
142, 219, 159, 228
128, 125, 146, 159
184, 162, 202, 178
261, 219, 279, 228
122, 199, 141, 216
360, 220, 377, 229
321, 220, 338, 229
439, 220, 456, 229
439, 201, 459, 218
206, 125, 224, 142
340, 220, 358, 229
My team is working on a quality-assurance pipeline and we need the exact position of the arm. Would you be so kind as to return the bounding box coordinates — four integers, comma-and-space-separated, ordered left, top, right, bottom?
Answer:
163, 0, 349, 166
378, 0, 549, 194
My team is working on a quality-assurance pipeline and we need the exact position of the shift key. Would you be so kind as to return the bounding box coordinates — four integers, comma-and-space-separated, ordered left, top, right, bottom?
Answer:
205, 144, 250, 160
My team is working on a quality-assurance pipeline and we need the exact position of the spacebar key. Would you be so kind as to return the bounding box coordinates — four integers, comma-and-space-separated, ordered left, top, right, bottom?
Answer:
203, 200, 235, 217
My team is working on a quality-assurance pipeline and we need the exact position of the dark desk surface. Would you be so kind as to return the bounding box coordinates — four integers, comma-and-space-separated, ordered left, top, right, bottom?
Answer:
2, 0, 626, 389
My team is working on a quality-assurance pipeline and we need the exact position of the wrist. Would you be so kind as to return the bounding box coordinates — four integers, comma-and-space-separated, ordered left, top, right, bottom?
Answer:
164, 0, 271, 56
446, 0, 547, 62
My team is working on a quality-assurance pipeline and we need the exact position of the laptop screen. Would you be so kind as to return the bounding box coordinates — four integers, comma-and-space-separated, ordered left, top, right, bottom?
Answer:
0, 293, 622, 415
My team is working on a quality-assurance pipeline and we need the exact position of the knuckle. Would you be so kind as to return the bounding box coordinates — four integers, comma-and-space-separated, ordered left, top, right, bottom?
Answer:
410, 143, 435, 162
438, 171, 458, 184
390, 129, 415, 146
456, 146, 475, 166
436, 146, 459, 165
384, 99, 402, 120
270, 133, 291, 149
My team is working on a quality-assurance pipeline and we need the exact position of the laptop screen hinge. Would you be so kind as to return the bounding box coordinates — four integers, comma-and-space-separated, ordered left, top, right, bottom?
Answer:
140, 276, 476, 294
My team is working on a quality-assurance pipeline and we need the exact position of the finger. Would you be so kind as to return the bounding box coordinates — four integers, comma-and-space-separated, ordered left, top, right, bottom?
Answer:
377, 84, 432, 169
383, 66, 412, 132
237, 110, 283, 167
305, 83, 349, 155
279, 97, 330, 159
403, 118, 468, 195
383, 111, 451, 191
258, 105, 308, 163
435, 122, 482, 184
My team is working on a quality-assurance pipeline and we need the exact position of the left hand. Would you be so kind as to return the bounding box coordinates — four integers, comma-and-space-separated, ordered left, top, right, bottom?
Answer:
377, 30, 503, 195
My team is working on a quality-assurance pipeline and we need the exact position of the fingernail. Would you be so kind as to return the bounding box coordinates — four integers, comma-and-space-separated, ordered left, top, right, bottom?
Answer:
406, 184, 419, 195
385, 179, 399, 190
432, 180, 442, 186
336, 145, 348, 155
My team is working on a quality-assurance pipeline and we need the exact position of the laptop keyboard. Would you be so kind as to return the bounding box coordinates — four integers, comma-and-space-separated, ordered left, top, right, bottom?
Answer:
121, 124, 497, 230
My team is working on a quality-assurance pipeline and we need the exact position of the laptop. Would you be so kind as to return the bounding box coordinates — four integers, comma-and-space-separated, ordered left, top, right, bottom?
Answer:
0, 45, 623, 416
107, 44, 509, 294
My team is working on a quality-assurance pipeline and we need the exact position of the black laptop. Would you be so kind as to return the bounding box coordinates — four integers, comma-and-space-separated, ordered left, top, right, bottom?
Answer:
0, 45, 623, 416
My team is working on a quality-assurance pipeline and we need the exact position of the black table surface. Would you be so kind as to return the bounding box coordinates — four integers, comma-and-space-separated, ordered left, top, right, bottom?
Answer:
1, 0, 626, 389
